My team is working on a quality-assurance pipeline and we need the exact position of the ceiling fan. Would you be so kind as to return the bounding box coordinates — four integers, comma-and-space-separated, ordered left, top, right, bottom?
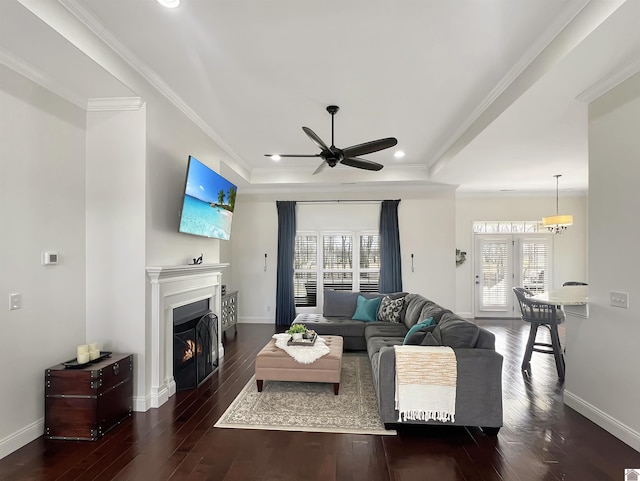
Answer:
264, 105, 398, 174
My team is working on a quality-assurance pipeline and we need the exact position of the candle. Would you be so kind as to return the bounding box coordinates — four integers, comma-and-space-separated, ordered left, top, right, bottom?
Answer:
88, 342, 99, 352
77, 344, 89, 357
89, 349, 100, 361
77, 352, 90, 364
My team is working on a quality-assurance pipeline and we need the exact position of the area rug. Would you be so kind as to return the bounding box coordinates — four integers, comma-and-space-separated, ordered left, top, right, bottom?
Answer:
214, 352, 396, 435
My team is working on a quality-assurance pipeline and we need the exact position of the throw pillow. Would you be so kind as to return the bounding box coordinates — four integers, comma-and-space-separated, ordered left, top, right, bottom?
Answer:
352, 295, 383, 322
378, 295, 405, 323
403, 317, 434, 345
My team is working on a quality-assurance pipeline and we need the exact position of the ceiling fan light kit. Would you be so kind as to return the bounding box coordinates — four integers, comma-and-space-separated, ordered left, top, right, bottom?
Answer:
264, 105, 398, 174
542, 174, 573, 234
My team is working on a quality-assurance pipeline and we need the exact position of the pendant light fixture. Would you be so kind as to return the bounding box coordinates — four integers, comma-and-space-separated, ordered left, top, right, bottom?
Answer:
542, 174, 573, 234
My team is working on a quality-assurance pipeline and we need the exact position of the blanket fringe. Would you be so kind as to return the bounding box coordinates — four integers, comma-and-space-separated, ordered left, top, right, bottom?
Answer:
398, 410, 455, 423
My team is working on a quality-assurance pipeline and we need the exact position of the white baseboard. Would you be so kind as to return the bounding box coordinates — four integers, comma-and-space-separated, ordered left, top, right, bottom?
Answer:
564, 390, 640, 452
0, 418, 44, 460
133, 394, 151, 412
239, 317, 273, 324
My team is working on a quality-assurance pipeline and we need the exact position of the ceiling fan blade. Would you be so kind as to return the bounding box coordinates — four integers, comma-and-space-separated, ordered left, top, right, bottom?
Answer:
341, 157, 384, 171
312, 160, 328, 175
342, 137, 398, 158
264, 154, 321, 158
302, 127, 332, 152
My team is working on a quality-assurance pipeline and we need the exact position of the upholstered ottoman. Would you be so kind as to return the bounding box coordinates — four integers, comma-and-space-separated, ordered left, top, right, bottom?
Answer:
255, 335, 343, 394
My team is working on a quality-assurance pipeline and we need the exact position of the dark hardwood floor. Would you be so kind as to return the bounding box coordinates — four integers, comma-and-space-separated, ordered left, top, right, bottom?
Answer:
1, 320, 639, 480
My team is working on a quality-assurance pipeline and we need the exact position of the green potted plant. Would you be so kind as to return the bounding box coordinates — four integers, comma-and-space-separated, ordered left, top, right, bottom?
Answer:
286, 323, 307, 340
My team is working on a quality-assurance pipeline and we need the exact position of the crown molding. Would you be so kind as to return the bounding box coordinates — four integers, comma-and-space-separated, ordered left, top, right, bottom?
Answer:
575, 55, 640, 104
59, 0, 252, 179
427, 0, 604, 177
0, 47, 87, 110
87, 97, 144, 111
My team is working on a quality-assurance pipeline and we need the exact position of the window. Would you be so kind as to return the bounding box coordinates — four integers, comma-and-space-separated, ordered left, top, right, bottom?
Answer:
294, 231, 380, 307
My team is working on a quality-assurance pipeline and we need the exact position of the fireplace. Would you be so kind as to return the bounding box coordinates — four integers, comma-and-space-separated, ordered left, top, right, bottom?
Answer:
173, 299, 218, 391
146, 263, 226, 410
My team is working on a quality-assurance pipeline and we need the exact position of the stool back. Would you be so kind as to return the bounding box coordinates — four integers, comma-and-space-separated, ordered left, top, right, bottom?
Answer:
513, 287, 563, 325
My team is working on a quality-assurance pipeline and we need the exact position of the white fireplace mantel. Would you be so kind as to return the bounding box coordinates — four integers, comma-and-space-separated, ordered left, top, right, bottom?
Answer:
146, 263, 228, 409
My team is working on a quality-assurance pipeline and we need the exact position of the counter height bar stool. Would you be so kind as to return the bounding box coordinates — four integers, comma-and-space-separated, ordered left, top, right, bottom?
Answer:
513, 287, 566, 379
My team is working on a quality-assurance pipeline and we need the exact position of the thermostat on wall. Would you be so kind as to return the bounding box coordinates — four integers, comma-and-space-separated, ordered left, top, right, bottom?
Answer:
42, 251, 58, 265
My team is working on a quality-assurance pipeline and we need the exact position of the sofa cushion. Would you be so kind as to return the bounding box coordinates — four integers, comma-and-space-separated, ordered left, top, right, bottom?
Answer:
419, 304, 450, 325
402, 294, 432, 328
420, 313, 480, 348
323, 290, 360, 317
323, 290, 405, 317
403, 317, 434, 344
365, 323, 408, 341
377, 295, 405, 323
352, 295, 382, 322
366, 336, 403, 361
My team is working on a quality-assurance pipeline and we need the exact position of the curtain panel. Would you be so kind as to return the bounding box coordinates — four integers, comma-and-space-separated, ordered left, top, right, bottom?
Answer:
379, 199, 402, 293
275, 201, 297, 326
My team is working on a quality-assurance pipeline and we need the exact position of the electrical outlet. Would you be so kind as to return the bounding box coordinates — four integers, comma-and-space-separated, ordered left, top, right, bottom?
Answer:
266, 305, 271, 312
610, 291, 629, 309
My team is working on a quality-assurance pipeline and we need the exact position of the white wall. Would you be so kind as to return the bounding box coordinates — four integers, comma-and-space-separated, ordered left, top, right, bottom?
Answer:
85, 106, 147, 401
564, 72, 640, 451
231, 189, 456, 323
0, 66, 87, 457
455, 195, 587, 316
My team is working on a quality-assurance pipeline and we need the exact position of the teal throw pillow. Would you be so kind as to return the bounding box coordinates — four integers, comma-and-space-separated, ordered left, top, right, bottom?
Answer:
352, 295, 382, 322
403, 317, 434, 345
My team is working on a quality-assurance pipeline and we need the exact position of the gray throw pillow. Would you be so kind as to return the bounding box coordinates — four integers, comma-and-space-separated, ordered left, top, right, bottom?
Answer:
377, 296, 405, 323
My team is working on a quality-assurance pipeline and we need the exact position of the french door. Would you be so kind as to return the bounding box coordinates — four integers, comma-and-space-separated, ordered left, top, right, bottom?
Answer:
474, 234, 551, 318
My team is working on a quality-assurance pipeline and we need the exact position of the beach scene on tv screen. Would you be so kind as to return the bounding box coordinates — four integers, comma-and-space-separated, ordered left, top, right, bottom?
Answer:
179, 157, 237, 240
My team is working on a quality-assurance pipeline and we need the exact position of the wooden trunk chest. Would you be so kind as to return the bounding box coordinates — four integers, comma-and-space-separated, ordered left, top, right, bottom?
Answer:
45, 353, 133, 441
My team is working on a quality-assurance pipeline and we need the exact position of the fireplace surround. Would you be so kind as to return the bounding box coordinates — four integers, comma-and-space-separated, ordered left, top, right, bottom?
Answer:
146, 264, 227, 409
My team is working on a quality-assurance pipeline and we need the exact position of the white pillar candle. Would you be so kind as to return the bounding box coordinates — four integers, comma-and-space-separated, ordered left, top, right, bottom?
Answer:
77, 344, 89, 357
88, 342, 99, 352
89, 349, 100, 361
77, 352, 90, 364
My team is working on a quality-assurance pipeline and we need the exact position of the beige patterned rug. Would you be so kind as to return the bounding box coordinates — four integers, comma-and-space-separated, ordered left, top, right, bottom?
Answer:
214, 353, 396, 435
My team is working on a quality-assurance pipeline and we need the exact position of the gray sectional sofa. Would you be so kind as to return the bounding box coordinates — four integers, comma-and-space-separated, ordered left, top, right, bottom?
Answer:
292, 290, 503, 433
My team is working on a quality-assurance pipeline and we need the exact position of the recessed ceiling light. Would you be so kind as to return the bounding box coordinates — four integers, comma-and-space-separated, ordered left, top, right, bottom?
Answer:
270, 154, 281, 161
157, 0, 180, 8
394, 150, 405, 159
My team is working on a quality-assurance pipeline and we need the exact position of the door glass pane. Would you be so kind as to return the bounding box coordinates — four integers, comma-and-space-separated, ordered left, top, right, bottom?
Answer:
521, 240, 549, 294
481, 241, 509, 307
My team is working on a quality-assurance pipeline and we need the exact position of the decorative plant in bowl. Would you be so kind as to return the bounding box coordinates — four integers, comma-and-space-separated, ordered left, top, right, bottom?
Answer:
286, 324, 307, 340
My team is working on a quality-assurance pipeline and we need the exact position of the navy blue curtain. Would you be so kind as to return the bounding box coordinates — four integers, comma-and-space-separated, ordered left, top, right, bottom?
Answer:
379, 200, 402, 293
275, 201, 297, 327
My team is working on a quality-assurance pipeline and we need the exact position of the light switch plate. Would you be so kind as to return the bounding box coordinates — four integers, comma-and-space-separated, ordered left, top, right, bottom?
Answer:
10, 293, 22, 310
610, 291, 629, 309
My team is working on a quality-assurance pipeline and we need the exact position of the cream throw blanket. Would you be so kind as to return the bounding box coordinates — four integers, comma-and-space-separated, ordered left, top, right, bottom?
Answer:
272, 334, 330, 364
393, 345, 457, 422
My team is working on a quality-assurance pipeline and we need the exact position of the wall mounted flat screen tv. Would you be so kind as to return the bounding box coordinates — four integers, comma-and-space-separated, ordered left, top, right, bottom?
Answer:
178, 155, 237, 240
